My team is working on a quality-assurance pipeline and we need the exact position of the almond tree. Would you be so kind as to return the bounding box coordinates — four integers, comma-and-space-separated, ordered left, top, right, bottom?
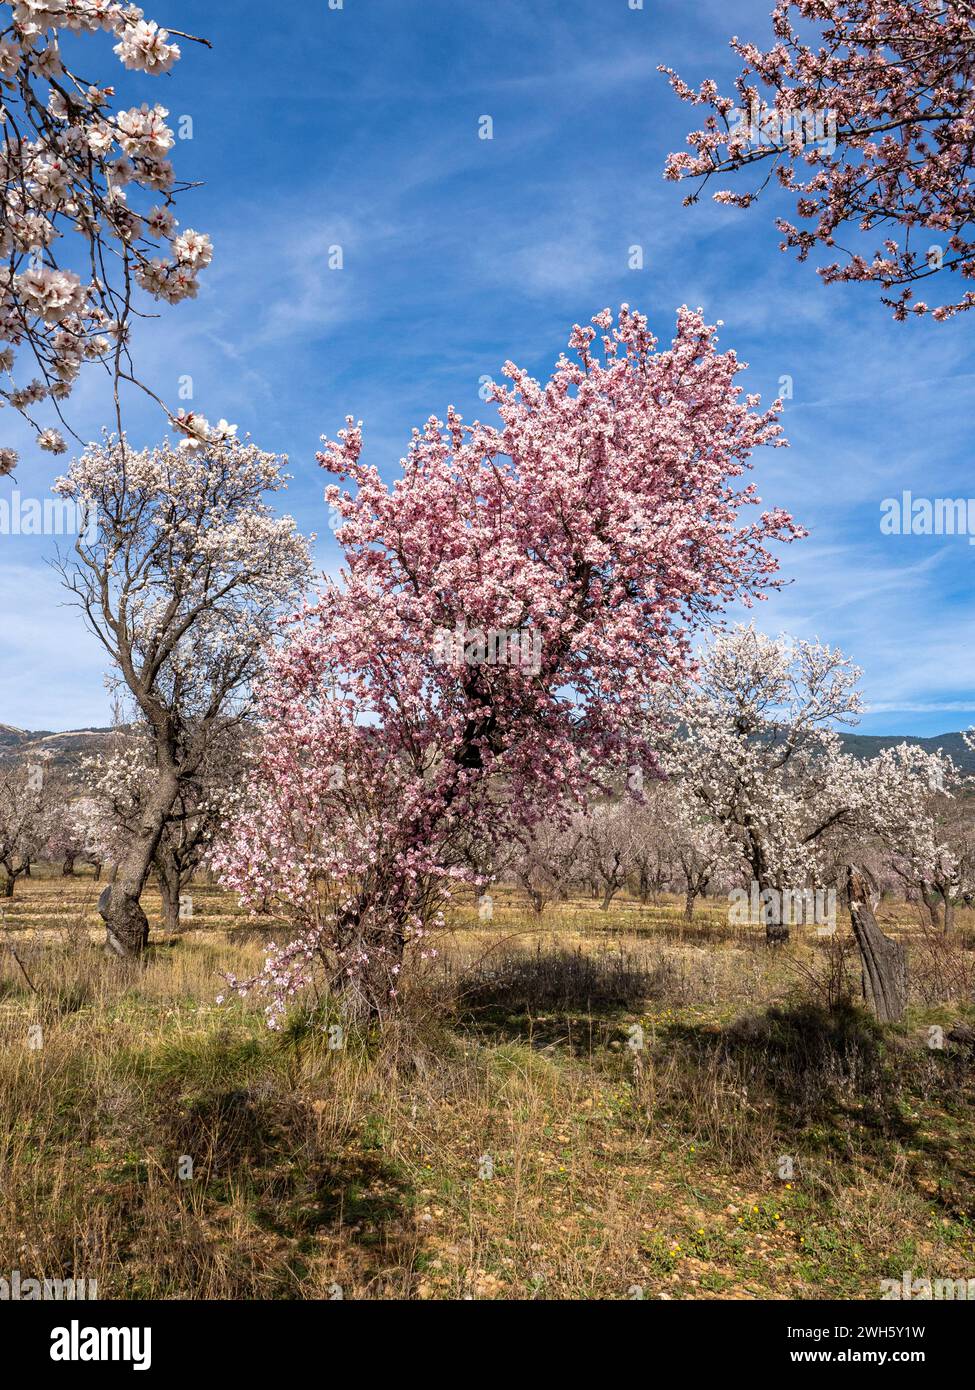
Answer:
0, 2, 220, 473
627, 786, 679, 906
215, 305, 802, 1026
662, 626, 867, 941
581, 801, 636, 911
662, 1, 975, 320
667, 787, 737, 922
0, 756, 52, 895
666, 625, 953, 966
155, 727, 244, 931
45, 784, 110, 875
55, 436, 311, 956
508, 817, 585, 916
879, 766, 974, 931
86, 720, 246, 929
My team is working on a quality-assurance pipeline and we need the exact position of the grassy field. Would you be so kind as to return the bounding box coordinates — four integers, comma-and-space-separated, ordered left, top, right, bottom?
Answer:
1, 872, 974, 1300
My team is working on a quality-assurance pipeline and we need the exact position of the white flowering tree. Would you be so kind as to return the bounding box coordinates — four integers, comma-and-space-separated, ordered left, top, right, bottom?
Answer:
508, 816, 585, 916
0, 1, 216, 474
580, 801, 638, 911
85, 722, 244, 930
661, 626, 963, 1017
877, 760, 974, 933
54, 436, 311, 955
155, 726, 246, 931
666, 785, 737, 922
0, 756, 52, 895
626, 784, 679, 906
663, 627, 950, 939
45, 783, 112, 875
661, 626, 868, 941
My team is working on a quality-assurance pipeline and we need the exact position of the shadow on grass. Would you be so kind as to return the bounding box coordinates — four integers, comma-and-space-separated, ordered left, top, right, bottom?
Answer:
453, 944, 670, 1053
592, 917, 752, 947
149, 1068, 416, 1295
652, 1002, 975, 1217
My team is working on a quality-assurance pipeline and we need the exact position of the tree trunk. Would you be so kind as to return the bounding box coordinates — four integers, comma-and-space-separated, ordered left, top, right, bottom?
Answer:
763, 881, 789, 945
100, 771, 178, 957
61, 855, 76, 877
1, 874, 13, 898
920, 880, 942, 930
684, 885, 696, 922
847, 866, 907, 1023
943, 893, 955, 935
333, 898, 410, 1025
156, 860, 181, 933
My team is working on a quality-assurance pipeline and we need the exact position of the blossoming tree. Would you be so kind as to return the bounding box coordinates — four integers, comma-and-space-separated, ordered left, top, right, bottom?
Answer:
44, 782, 111, 875
0, 1, 216, 474
55, 436, 311, 956
215, 305, 803, 1026
660, 626, 870, 942
662, 1, 975, 320
662, 624, 954, 1009
878, 762, 974, 931
0, 755, 53, 895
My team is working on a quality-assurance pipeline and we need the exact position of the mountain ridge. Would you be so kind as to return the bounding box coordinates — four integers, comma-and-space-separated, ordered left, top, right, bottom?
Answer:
1, 724, 972, 772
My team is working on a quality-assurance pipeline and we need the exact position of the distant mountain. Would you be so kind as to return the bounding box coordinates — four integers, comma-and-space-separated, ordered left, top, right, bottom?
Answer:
0, 724, 116, 770
838, 730, 975, 774
1, 723, 972, 774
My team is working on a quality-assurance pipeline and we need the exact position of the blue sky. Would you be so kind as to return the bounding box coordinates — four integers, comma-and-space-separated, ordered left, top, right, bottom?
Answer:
2, 0, 974, 736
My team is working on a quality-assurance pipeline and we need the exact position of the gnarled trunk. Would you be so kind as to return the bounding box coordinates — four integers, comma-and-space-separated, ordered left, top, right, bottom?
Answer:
155, 857, 182, 934
100, 769, 178, 957
847, 866, 907, 1023
1, 857, 26, 898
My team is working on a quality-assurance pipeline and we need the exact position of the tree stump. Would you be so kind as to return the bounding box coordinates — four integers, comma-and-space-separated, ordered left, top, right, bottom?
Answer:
846, 866, 907, 1023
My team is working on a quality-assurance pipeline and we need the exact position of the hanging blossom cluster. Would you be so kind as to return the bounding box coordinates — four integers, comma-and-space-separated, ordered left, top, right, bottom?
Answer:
661, 1, 975, 321
79, 730, 154, 863
0, 1, 215, 476
214, 306, 804, 1026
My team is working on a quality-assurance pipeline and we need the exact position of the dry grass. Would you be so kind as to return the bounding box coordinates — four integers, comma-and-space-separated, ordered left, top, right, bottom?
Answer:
1, 871, 974, 1299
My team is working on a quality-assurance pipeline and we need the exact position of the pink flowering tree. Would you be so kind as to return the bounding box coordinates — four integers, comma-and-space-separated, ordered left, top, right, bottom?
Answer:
214, 306, 803, 1027
0, 2, 217, 474
662, 1, 975, 321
